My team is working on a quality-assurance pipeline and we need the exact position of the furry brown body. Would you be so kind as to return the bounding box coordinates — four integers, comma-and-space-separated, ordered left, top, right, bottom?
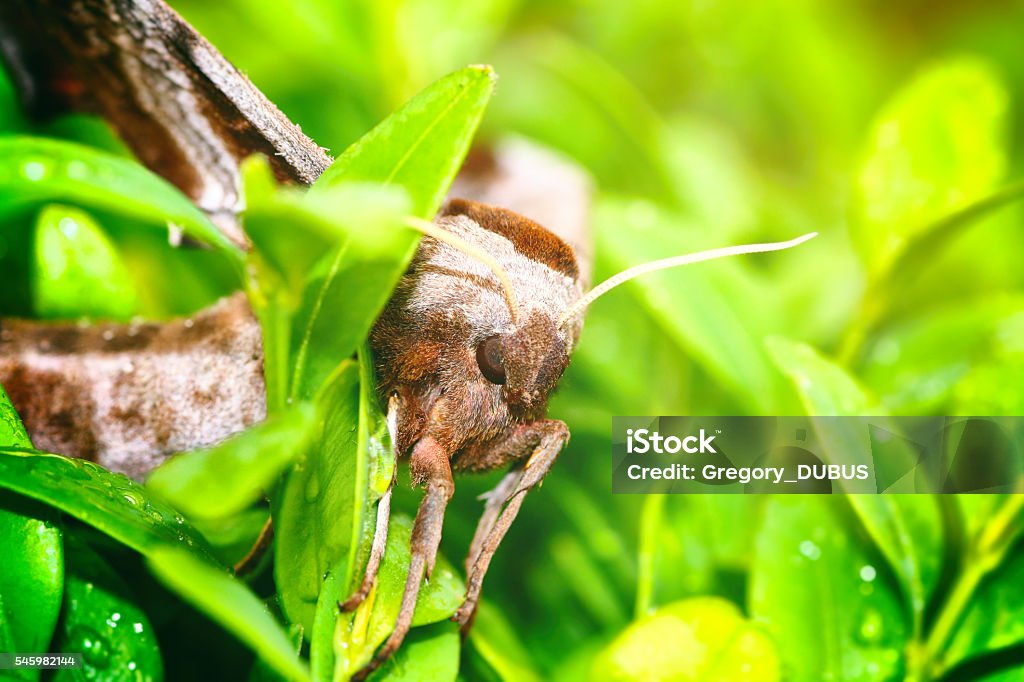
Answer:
372, 199, 583, 465
349, 199, 585, 678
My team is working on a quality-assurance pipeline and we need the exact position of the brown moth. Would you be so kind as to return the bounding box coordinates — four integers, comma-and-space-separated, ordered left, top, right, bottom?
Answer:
347, 198, 584, 675
345, 198, 815, 678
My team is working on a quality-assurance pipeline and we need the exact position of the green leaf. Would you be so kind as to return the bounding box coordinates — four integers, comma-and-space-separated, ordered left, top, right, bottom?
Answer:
0, 383, 31, 447
241, 157, 412, 408
283, 190, 414, 402
333, 514, 465, 679
466, 601, 542, 682
0, 499, 63, 663
53, 535, 162, 682
854, 58, 1008, 273
274, 360, 362, 634
368, 622, 460, 682
590, 597, 780, 681
308, 348, 396, 680
750, 497, 908, 681
280, 345, 402, 673
593, 199, 788, 412
147, 546, 309, 682
146, 402, 319, 520
765, 336, 876, 415
0, 449, 214, 560
32, 204, 138, 320
0, 136, 240, 259
766, 337, 943, 628
0, 384, 63, 671
312, 65, 495, 217
860, 297, 1024, 413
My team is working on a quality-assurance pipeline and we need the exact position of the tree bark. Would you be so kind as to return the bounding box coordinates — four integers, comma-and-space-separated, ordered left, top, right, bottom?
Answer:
0, 0, 333, 247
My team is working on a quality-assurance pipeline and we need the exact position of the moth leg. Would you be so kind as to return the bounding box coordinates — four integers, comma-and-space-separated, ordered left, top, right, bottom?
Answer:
354, 436, 453, 681
464, 470, 522, 577
454, 420, 569, 631
339, 478, 394, 612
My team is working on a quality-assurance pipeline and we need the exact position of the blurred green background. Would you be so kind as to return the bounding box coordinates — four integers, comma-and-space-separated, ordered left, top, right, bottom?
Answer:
4, 0, 1024, 680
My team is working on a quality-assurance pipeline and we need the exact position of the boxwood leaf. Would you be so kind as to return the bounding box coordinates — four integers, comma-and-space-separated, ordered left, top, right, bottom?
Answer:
147, 546, 309, 682
0, 136, 240, 259
312, 65, 495, 218
0, 383, 63, 672
333, 514, 465, 679
240, 156, 411, 408
368, 622, 459, 682
0, 499, 63, 668
32, 204, 138, 320
750, 496, 908, 681
274, 360, 362, 634
52, 535, 162, 682
0, 449, 214, 561
286, 65, 495, 402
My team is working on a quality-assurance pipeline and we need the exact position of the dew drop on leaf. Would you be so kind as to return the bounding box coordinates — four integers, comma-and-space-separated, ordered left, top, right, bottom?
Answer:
70, 625, 111, 669
799, 540, 821, 561
855, 607, 884, 645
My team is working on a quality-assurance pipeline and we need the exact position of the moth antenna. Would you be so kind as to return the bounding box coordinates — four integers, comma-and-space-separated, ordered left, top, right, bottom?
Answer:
405, 216, 520, 324
557, 232, 818, 327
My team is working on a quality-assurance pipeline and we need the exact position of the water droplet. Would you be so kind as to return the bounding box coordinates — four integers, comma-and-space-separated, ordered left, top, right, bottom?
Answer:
122, 491, 143, 507
22, 160, 47, 181
855, 607, 884, 644
860, 565, 877, 582
133, 622, 144, 634
71, 625, 109, 669
799, 540, 821, 561
65, 160, 88, 179
167, 222, 184, 247
58, 217, 79, 238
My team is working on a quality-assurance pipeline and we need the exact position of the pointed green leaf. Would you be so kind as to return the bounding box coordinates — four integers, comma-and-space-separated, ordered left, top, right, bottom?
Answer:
750, 497, 907, 681
147, 546, 309, 682
0, 449, 213, 561
0, 137, 240, 258
313, 65, 495, 218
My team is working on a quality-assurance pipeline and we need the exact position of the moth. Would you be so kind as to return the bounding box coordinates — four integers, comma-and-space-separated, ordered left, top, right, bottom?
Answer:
345, 197, 814, 678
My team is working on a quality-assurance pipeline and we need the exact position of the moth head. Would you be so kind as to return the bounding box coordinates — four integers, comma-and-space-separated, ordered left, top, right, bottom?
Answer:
372, 200, 582, 451
474, 308, 569, 412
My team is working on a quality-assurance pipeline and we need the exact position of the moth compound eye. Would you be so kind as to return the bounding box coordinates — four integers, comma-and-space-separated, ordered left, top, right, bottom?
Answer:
476, 335, 507, 385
